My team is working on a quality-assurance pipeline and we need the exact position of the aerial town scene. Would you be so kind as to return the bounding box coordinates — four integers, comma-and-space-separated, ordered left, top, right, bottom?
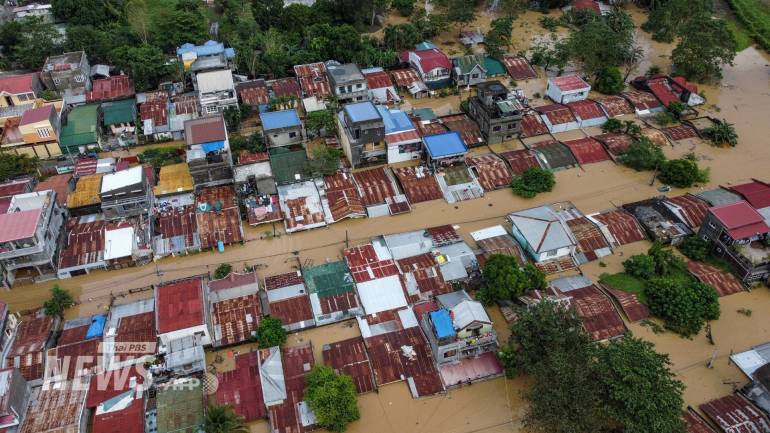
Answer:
0, 0, 768, 432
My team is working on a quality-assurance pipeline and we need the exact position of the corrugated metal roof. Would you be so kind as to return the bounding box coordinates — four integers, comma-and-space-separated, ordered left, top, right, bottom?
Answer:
260, 109, 301, 130
700, 394, 770, 433
509, 205, 575, 253
322, 337, 375, 394
155, 278, 204, 334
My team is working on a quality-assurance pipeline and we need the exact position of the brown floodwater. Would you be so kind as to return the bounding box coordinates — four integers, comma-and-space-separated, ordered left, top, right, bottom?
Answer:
4, 5, 770, 433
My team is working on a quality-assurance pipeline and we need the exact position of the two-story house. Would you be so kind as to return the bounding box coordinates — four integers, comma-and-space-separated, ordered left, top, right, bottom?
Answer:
1, 105, 62, 159
467, 81, 524, 144
177, 40, 236, 74
336, 101, 386, 168
509, 204, 578, 266
195, 69, 238, 114
699, 201, 770, 284
0, 190, 65, 288
260, 109, 304, 148
452, 54, 487, 87
405, 48, 452, 89
419, 290, 497, 366
184, 115, 233, 189
326, 63, 368, 104
99, 166, 152, 220
40, 51, 91, 94
0, 73, 43, 126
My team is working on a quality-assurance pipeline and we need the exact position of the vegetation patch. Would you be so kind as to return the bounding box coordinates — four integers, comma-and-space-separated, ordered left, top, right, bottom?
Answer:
599, 272, 648, 304
728, 0, 770, 50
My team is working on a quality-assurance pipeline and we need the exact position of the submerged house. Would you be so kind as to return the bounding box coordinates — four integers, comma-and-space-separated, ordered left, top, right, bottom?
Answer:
508, 204, 578, 273
467, 81, 524, 145
404, 48, 452, 89
337, 101, 386, 168
623, 198, 691, 245
546, 74, 590, 104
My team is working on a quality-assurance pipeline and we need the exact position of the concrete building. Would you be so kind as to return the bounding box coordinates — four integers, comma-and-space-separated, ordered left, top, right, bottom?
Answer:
0, 190, 65, 288
546, 74, 591, 104
1, 105, 63, 159
419, 290, 497, 365
326, 62, 368, 103
378, 106, 422, 164
184, 115, 233, 189
337, 101, 386, 168
405, 48, 452, 89
40, 51, 91, 94
176, 40, 236, 73
195, 69, 238, 114
155, 277, 211, 348
0, 368, 31, 430
99, 166, 152, 220
467, 81, 524, 144
0, 73, 43, 126
260, 109, 303, 148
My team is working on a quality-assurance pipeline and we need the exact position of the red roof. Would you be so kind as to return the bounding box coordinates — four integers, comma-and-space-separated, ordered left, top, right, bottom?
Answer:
550, 74, 590, 92
323, 172, 366, 222
709, 201, 770, 240
6, 315, 54, 381
563, 137, 611, 165
499, 148, 541, 175
92, 396, 145, 433
593, 132, 633, 156
385, 129, 420, 145
208, 271, 258, 292
520, 112, 549, 137
364, 70, 394, 90
34, 174, 70, 206
0, 208, 42, 244
667, 194, 709, 228
647, 77, 680, 108
601, 285, 650, 322
412, 49, 451, 72
352, 167, 400, 206
268, 77, 301, 99
566, 99, 605, 121
86, 75, 135, 102
595, 95, 635, 117
87, 366, 145, 408
389, 68, 421, 87
139, 99, 168, 127
592, 209, 646, 246
236, 80, 269, 106
343, 244, 399, 284
730, 180, 770, 209
74, 157, 98, 176
215, 351, 266, 421
687, 261, 745, 297
622, 90, 662, 111
155, 278, 204, 334
536, 104, 577, 125
502, 56, 537, 81
0, 73, 36, 95
392, 166, 443, 204
672, 76, 698, 94
566, 285, 627, 341
19, 105, 53, 126
322, 337, 375, 394
0, 177, 34, 197
700, 394, 770, 433
466, 154, 513, 191
573, 0, 601, 13
58, 217, 106, 269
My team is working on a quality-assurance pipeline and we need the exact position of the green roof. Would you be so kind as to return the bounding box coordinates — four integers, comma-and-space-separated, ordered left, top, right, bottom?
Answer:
453, 54, 486, 75
303, 260, 355, 298
484, 56, 507, 76
156, 380, 204, 433
102, 98, 137, 125
59, 104, 99, 150
269, 147, 310, 184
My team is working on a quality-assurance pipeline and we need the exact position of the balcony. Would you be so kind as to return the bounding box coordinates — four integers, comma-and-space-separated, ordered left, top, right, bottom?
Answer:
733, 240, 770, 266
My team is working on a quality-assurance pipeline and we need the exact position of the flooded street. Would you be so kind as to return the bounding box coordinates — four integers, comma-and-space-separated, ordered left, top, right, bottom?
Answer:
4, 5, 770, 433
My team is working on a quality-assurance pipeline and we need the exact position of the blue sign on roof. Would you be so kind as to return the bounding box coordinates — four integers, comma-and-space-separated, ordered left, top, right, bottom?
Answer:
344, 101, 381, 124
177, 40, 236, 59
260, 109, 301, 131
377, 107, 414, 134
416, 41, 438, 51
424, 131, 468, 159
430, 309, 456, 339
86, 314, 106, 340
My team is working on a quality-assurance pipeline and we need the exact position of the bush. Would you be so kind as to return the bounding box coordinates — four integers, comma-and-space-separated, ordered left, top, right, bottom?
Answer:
619, 137, 666, 171
654, 112, 676, 126
511, 167, 555, 198
667, 101, 686, 118
601, 118, 623, 133
214, 263, 232, 279
648, 241, 686, 276
478, 255, 546, 304
623, 255, 657, 280
645, 277, 720, 337
593, 67, 624, 95
703, 119, 738, 146
43, 285, 75, 318
0, 153, 38, 182
256, 316, 287, 348
658, 154, 709, 188
678, 236, 710, 261
392, 0, 415, 16
305, 366, 360, 432
540, 16, 559, 31
138, 146, 182, 168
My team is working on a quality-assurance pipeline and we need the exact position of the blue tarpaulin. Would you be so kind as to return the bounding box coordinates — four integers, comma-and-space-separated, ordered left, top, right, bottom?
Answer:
201, 140, 225, 153
423, 131, 468, 159
430, 309, 456, 339
86, 314, 107, 339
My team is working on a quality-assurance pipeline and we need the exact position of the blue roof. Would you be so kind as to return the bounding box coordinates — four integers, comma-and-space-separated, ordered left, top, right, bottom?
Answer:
177, 40, 236, 59
86, 314, 106, 340
377, 107, 414, 134
260, 109, 301, 130
416, 41, 438, 50
430, 309, 456, 339
423, 132, 468, 159
344, 101, 381, 123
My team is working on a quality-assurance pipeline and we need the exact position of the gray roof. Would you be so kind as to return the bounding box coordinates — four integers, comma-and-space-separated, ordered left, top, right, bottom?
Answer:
696, 187, 743, 207
436, 290, 472, 309
326, 63, 364, 86
451, 299, 491, 330
509, 206, 576, 253
550, 275, 593, 293
382, 230, 433, 260
260, 346, 287, 406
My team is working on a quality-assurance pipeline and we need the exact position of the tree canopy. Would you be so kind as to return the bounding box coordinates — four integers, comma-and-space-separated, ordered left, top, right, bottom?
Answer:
256, 316, 287, 348
214, 263, 233, 280
478, 255, 546, 304
511, 168, 555, 198
593, 66, 625, 95
43, 285, 75, 318
645, 277, 720, 337
305, 365, 360, 433
704, 119, 739, 146
658, 154, 710, 188
306, 146, 343, 177
204, 404, 248, 433
619, 137, 666, 171
672, 13, 737, 82
678, 236, 710, 261
0, 154, 37, 182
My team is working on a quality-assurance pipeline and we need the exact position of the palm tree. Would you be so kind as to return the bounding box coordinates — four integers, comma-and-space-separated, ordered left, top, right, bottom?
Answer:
704, 120, 738, 146
204, 405, 248, 433
43, 285, 75, 318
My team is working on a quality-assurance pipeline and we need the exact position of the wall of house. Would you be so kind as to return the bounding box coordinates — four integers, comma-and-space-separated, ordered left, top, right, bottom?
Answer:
387, 141, 421, 164
455, 322, 493, 340
265, 126, 303, 148
159, 324, 211, 347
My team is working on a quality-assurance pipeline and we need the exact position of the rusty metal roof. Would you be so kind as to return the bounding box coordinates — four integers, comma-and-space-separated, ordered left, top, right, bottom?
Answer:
323, 337, 376, 394
667, 194, 710, 229
466, 154, 512, 191
343, 244, 399, 284
211, 293, 262, 346
6, 314, 54, 381
352, 167, 401, 207
392, 166, 443, 204
562, 137, 611, 165
19, 377, 89, 433
563, 285, 626, 341
663, 124, 698, 141
700, 394, 770, 433
622, 90, 662, 111
600, 284, 650, 322
502, 56, 537, 81
440, 114, 484, 147
687, 261, 745, 297
499, 148, 542, 175
155, 277, 204, 334
216, 351, 266, 421
520, 111, 549, 137
389, 68, 422, 87
324, 173, 366, 222
58, 216, 106, 270
593, 132, 633, 156
590, 209, 646, 246
566, 216, 610, 260
595, 95, 635, 117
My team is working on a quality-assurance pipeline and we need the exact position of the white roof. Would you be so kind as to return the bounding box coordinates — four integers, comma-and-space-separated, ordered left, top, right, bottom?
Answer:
451, 299, 491, 330
302, 96, 327, 113
397, 307, 418, 329
731, 342, 770, 379
101, 166, 143, 193
470, 225, 509, 242
259, 346, 287, 406
196, 69, 235, 94
104, 226, 135, 260
356, 275, 407, 315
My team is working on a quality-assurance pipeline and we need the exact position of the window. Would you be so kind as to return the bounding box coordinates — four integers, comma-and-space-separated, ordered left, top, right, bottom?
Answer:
492, 126, 501, 132
37, 128, 50, 138
356, 83, 363, 89
74, 74, 84, 83
288, 132, 297, 138
443, 350, 457, 358
52, 77, 60, 86
546, 250, 557, 257
471, 73, 479, 79
205, 105, 218, 114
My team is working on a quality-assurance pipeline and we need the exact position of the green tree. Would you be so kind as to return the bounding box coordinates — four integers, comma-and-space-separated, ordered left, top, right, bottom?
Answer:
478, 255, 546, 304
619, 137, 666, 171
10, 18, 60, 70
256, 316, 287, 348
485, 17, 514, 58
43, 285, 75, 318
645, 277, 719, 337
383, 23, 422, 50
65, 24, 132, 65
667, 101, 685, 118
125, 0, 151, 44
593, 66, 625, 95
641, 0, 712, 43
110, 44, 172, 91
529, 37, 571, 74
647, 241, 686, 276
601, 118, 623, 133
214, 263, 233, 279
704, 120, 738, 146
305, 110, 336, 137
52, 0, 120, 26
440, 0, 476, 29
678, 236, 709, 261
511, 167, 555, 198
392, 0, 415, 16
565, 10, 635, 77
597, 337, 685, 433
623, 254, 657, 280
672, 14, 736, 82
306, 146, 343, 176
151, 9, 207, 52
0, 153, 38, 182
658, 154, 709, 188
305, 365, 360, 432
223, 106, 244, 132
204, 404, 248, 433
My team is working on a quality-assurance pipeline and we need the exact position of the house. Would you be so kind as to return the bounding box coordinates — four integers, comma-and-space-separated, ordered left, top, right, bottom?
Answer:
632, 75, 705, 107
389, 68, 428, 99
404, 48, 452, 89
260, 109, 304, 148
176, 40, 236, 73
1, 105, 63, 159
699, 201, 770, 284
545, 74, 591, 104
155, 378, 205, 433
452, 54, 487, 87
303, 261, 362, 325
12, 3, 53, 22
208, 272, 261, 347
0, 73, 43, 125
467, 81, 524, 144
0, 190, 65, 288
730, 179, 770, 211
321, 172, 366, 222
44, 314, 106, 383
294, 62, 331, 99
40, 51, 91, 94
90, 385, 145, 433
508, 204, 578, 272
235, 79, 269, 110
566, 99, 607, 127
418, 290, 498, 367
501, 55, 537, 81
460, 30, 484, 47
471, 225, 527, 264
536, 103, 580, 133
184, 115, 233, 189
326, 62, 368, 103
100, 298, 156, 372
264, 271, 316, 332
553, 201, 612, 263
100, 98, 138, 147
337, 101, 386, 168
57, 215, 106, 278
700, 394, 770, 433
4, 313, 57, 383
99, 166, 151, 220
18, 377, 89, 433
623, 198, 692, 245
86, 75, 135, 103
195, 69, 238, 114
362, 67, 400, 105
378, 106, 422, 163
0, 177, 35, 199
67, 173, 104, 216
423, 131, 468, 169
351, 167, 411, 217
278, 181, 329, 233
550, 276, 627, 341
622, 90, 664, 115
0, 368, 31, 430
59, 103, 100, 155
155, 277, 211, 348
103, 219, 153, 270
